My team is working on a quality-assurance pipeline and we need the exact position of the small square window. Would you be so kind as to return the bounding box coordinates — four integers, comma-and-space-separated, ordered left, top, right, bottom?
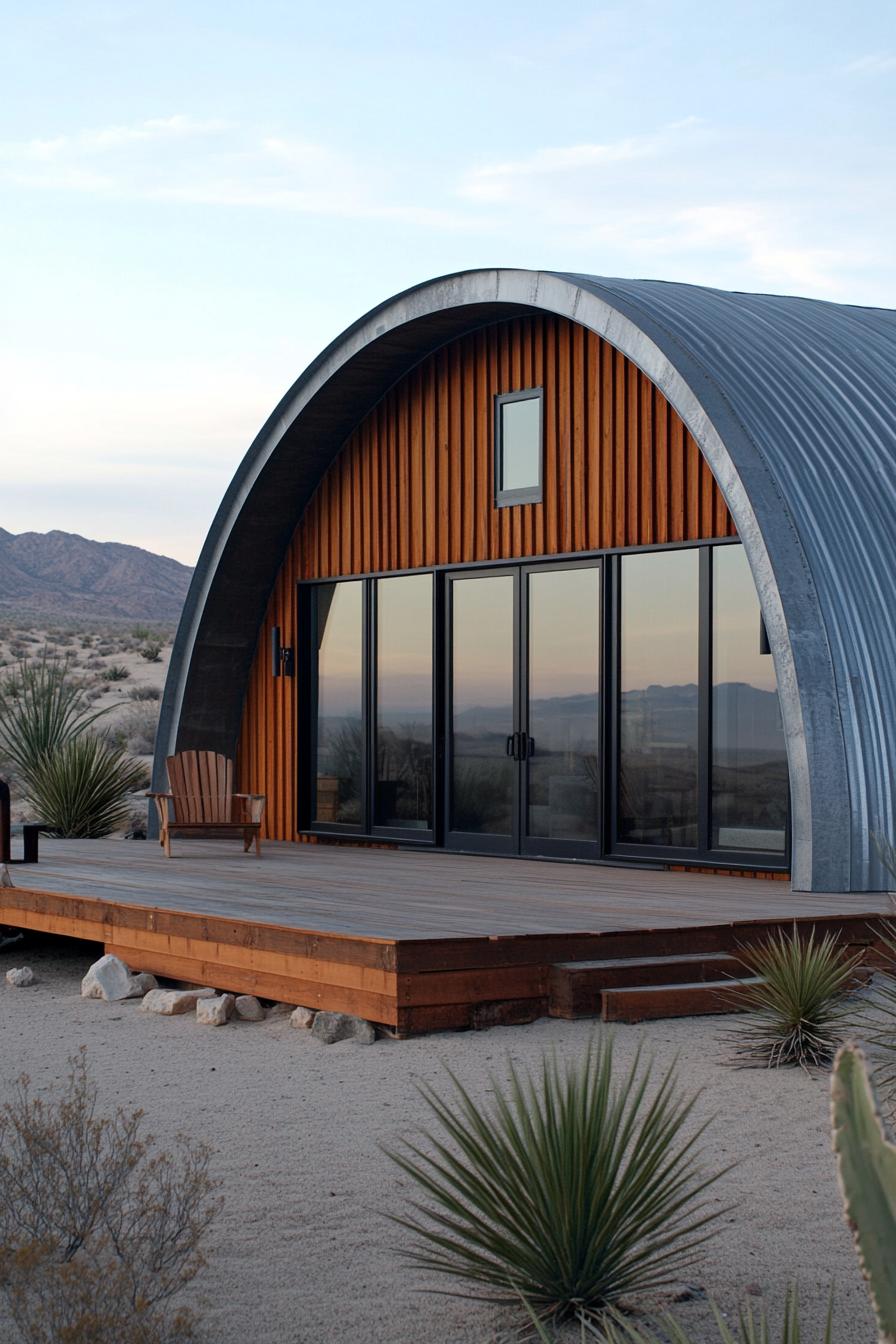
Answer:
495, 388, 543, 507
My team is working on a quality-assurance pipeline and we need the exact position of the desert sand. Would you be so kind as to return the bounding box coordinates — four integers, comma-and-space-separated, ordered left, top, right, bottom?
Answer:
0, 934, 877, 1344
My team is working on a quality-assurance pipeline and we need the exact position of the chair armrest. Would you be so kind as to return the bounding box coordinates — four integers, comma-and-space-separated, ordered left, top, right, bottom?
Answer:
146, 792, 174, 800
232, 793, 266, 823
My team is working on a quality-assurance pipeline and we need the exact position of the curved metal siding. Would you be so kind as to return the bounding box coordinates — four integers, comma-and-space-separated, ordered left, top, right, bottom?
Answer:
156, 266, 896, 890
564, 276, 896, 888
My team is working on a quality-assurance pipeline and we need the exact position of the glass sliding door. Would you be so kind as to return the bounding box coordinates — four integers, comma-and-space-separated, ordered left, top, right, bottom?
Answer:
617, 549, 700, 848
447, 571, 517, 850
523, 564, 601, 856
312, 581, 364, 827
711, 545, 788, 854
373, 573, 434, 835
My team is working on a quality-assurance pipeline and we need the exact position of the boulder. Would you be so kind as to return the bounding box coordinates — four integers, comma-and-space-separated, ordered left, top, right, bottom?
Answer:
265, 1002, 295, 1019
81, 954, 139, 1002
311, 1011, 375, 1045
234, 995, 264, 1021
196, 993, 235, 1026
130, 972, 158, 996
141, 987, 216, 1016
6, 966, 35, 987
289, 1006, 316, 1029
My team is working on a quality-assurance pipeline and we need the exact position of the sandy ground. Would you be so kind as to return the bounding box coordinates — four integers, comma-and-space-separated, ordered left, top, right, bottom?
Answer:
0, 935, 877, 1344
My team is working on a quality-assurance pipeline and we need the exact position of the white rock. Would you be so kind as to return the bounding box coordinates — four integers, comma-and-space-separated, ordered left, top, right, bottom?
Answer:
289, 1005, 316, 1029
6, 966, 35, 987
129, 972, 158, 996
196, 993, 235, 1026
311, 1011, 375, 1045
81, 954, 137, 1002
265, 1002, 295, 1019
234, 995, 264, 1021
141, 987, 216, 1016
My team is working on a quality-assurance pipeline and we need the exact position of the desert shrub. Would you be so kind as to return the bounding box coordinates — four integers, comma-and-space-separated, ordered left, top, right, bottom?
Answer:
728, 927, 862, 1069
522, 1284, 833, 1342
25, 734, 148, 836
110, 703, 158, 756
140, 640, 164, 663
388, 1037, 725, 1326
0, 652, 110, 780
128, 684, 161, 702
101, 663, 130, 682
0, 1050, 219, 1344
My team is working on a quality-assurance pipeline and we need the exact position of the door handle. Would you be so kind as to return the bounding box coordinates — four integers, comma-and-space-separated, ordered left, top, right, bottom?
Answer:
526, 735, 535, 758
506, 735, 514, 757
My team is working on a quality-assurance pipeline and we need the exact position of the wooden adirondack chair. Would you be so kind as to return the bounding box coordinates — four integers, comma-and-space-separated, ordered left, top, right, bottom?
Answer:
148, 751, 266, 857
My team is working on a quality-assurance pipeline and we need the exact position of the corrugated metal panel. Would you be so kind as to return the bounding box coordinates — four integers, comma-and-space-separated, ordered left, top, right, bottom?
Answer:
562, 276, 896, 889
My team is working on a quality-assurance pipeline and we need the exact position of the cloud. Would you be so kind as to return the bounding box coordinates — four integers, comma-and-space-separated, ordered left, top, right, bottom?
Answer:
0, 117, 475, 228
844, 52, 896, 74
0, 115, 231, 163
460, 119, 703, 202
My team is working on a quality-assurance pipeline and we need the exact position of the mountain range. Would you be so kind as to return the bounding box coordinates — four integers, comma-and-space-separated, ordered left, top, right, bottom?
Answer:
0, 528, 194, 622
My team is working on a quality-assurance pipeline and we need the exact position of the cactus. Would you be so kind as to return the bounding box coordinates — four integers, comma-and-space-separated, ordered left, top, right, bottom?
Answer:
831, 1044, 896, 1343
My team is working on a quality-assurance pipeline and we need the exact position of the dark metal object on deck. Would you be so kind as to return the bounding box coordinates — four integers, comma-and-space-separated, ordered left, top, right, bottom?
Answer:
0, 778, 45, 863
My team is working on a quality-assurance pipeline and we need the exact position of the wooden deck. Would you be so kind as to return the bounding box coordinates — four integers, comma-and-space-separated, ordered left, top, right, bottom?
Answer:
2, 839, 890, 1034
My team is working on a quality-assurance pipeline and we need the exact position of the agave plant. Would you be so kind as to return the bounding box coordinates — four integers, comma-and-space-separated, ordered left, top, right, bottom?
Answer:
728, 927, 863, 1069
25, 734, 148, 838
388, 1036, 726, 1324
521, 1284, 834, 1343
0, 650, 109, 779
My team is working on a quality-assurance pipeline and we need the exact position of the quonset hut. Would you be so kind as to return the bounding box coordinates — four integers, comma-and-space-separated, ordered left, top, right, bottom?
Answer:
154, 270, 896, 893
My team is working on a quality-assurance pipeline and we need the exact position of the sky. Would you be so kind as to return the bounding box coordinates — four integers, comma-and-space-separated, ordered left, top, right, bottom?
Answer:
1, 1, 894, 565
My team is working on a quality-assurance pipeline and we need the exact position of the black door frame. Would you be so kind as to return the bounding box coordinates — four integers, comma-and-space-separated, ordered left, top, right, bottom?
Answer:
443, 559, 603, 860
296, 536, 790, 872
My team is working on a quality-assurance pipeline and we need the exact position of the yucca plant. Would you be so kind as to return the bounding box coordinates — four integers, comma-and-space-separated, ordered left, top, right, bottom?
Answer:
728, 927, 863, 1069
25, 734, 148, 837
0, 651, 109, 779
388, 1037, 726, 1325
521, 1284, 834, 1343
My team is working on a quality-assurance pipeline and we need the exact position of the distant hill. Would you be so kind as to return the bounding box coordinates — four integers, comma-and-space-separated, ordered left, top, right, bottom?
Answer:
0, 528, 194, 622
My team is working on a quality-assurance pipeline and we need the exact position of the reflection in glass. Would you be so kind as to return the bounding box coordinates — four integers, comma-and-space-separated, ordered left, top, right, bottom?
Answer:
712, 545, 788, 852
451, 575, 515, 835
500, 397, 541, 492
619, 550, 699, 847
314, 582, 363, 825
375, 574, 433, 830
527, 567, 600, 842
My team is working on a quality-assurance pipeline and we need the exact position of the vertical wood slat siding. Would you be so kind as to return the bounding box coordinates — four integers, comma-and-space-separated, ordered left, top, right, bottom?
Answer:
238, 315, 736, 839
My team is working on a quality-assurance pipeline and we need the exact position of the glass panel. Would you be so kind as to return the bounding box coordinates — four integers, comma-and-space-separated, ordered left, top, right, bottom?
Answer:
500, 397, 540, 492
712, 546, 788, 852
375, 574, 433, 830
527, 567, 600, 842
451, 575, 515, 835
618, 550, 699, 847
314, 581, 363, 826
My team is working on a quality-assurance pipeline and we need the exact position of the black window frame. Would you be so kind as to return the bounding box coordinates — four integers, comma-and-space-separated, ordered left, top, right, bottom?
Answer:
296, 536, 790, 873
494, 387, 544, 508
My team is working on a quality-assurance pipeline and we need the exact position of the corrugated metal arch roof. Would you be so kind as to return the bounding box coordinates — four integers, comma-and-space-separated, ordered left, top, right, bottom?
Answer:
154, 269, 896, 892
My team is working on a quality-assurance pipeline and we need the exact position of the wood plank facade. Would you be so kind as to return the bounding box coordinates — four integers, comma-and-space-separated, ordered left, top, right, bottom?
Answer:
238, 315, 736, 840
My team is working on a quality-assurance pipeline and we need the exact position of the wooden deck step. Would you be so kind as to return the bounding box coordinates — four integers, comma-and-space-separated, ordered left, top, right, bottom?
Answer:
549, 951, 744, 1019
600, 976, 763, 1023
